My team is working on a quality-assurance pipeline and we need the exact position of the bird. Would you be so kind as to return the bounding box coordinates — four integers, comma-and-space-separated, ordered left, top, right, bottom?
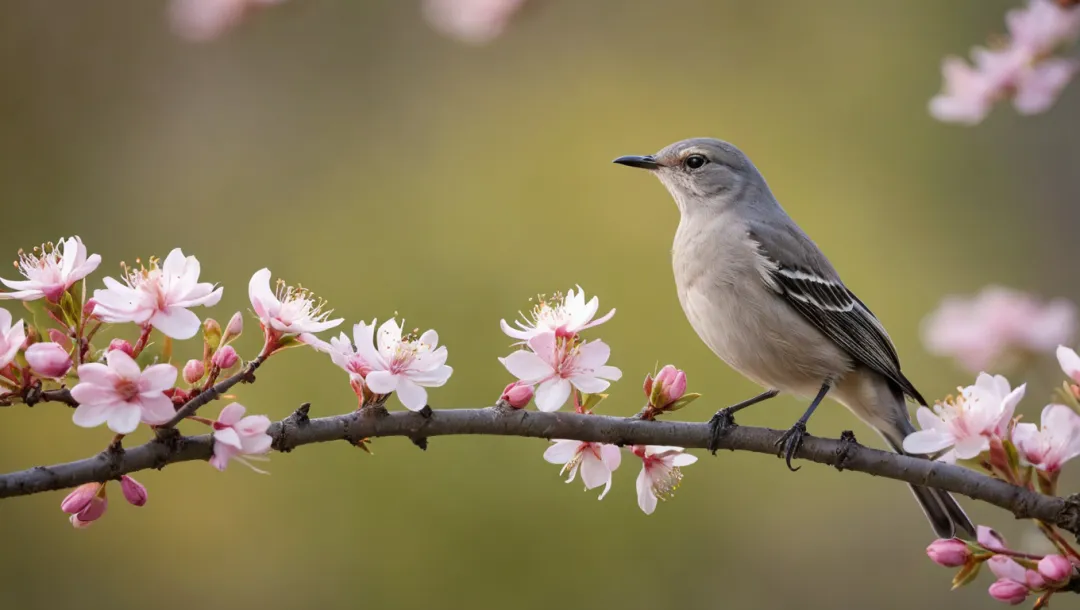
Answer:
612, 137, 975, 539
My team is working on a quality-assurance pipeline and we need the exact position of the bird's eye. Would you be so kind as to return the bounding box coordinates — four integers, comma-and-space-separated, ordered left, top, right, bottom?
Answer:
684, 154, 708, 169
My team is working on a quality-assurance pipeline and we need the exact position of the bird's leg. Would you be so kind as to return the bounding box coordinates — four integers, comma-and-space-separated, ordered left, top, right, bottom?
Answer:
707, 389, 780, 454
775, 382, 831, 472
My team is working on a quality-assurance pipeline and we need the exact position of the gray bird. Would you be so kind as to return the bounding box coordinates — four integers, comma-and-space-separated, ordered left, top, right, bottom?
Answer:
613, 137, 974, 539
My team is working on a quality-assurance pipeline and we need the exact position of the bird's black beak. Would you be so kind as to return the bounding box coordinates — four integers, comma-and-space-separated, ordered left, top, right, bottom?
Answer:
612, 154, 660, 170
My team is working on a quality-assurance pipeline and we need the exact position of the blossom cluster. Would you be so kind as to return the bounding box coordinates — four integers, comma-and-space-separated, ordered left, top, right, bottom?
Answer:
931, 0, 1080, 124
906, 344, 1080, 604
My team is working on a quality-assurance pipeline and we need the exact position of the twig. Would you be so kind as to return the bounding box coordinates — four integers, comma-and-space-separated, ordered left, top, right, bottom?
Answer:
3, 406, 1080, 542
159, 356, 263, 428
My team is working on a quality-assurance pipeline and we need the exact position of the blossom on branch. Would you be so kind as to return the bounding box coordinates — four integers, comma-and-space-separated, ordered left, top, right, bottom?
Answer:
70, 350, 178, 434
500, 331, 622, 412
500, 286, 615, 343
248, 268, 342, 354
210, 402, 272, 472
93, 248, 223, 340
902, 373, 1024, 462
0, 308, 25, 370
921, 286, 1075, 373
543, 439, 621, 500
1012, 403, 1080, 472
0, 236, 100, 302
62, 482, 108, 529
24, 341, 72, 379
632, 445, 697, 515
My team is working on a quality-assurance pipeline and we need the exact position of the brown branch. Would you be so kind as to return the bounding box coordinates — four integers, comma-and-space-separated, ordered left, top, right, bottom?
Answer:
160, 356, 263, 428
2, 403, 1080, 541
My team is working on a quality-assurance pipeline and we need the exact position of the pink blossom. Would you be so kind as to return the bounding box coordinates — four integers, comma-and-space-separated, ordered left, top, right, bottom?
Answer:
1012, 403, 1080, 472
62, 483, 107, 529
93, 248, 223, 340
989, 555, 1045, 596
330, 319, 453, 412
1007, 0, 1080, 56
422, 0, 528, 45
903, 373, 1024, 462
169, 0, 286, 42
1037, 554, 1074, 585
979, 525, 1010, 552
0, 236, 101, 302
70, 350, 178, 434
183, 359, 205, 385
1057, 345, 1080, 382
248, 268, 342, 341
119, 475, 148, 507
500, 381, 534, 408
543, 440, 622, 500
926, 538, 972, 567
223, 311, 244, 342
922, 287, 1076, 372
25, 342, 71, 379
500, 287, 615, 343
500, 332, 622, 412
211, 345, 239, 369
0, 308, 25, 369
210, 402, 272, 472
645, 365, 687, 408
988, 579, 1029, 605
632, 445, 698, 515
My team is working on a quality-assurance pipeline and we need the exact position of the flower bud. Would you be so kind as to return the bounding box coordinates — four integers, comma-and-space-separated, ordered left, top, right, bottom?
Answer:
649, 365, 688, 409
500, 382, 534, 409
108, 338, 134, 357
223, 312, 243, 343
926, 538, 971, 568
211, 345, 239, 370
978, 525, 1008, 552
61, 483, 100, 514
120, 475, 148, 507
203, 318, 223, 352
25, 342, 72, 378
1038, 554, 1073, 585
987, 579, 1028, 605
183, 359, 205, 385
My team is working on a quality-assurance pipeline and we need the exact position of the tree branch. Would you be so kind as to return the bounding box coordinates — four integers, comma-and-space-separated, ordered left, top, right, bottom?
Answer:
2, 403, 1080, 540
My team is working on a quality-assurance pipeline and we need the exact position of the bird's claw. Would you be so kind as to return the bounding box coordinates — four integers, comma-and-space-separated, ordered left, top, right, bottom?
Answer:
706, 408, 738, 455
775, 421, 808, 472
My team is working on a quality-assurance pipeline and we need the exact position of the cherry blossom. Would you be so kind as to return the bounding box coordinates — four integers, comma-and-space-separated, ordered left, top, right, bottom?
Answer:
988, 555, 1045, 601
500, 287, 615, 343
543, 440, 622, 500
0, 236, 100, 302
248, 268, 342, 350
70, 350, 178, 434
922, 287, 1075, 372
632, 445, 698, 515
926, 538, 971, 567
92, 248, 223, 340
499, 381, 534, 408
210, 402, 272, 472
326, 319, 453, 411
902, 373, 1025, 462
1012, 403, 1080, 472
61, 482, 108, 529
422, 0, 528, 45
0, 308, 25, 370
25, 342, 72, 379
1006, 0, 1080, 56
499, 332, 622, 412
119, 475, 148, 507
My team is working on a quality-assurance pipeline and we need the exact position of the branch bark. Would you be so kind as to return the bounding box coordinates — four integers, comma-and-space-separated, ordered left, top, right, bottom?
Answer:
2, 403, 1080, 540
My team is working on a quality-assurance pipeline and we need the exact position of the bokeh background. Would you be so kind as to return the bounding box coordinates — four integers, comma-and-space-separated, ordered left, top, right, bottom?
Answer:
2, 1, 1079, 608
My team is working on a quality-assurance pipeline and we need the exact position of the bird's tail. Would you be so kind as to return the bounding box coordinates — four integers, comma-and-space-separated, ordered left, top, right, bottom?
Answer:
883, 424, 976, 540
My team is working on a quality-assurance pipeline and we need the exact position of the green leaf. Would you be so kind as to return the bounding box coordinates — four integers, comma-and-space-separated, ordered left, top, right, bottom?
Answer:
579, 392, 608, 412
203, 318, 222, 353
951, 561, 980, 590
664, 393, 701, 412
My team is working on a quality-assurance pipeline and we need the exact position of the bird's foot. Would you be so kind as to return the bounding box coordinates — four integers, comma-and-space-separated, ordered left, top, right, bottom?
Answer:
706, 408, 739, 455
775, 421, 808, 472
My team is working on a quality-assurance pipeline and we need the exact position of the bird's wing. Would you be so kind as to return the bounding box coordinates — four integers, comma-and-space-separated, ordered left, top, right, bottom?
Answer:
747, 221, 926, 405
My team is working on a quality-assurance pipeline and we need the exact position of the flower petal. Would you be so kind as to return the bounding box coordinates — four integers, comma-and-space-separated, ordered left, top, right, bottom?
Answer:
394, 378, 428, 411
499, 350, 553, 381
902, 429, 955, 455
636, 466, 657, 515
543, 440, 581, 464
149, 306, 202, 340
106, 404, 143, 434
71, 403, 111, 429
365, 370, 400, 394
534, 378, 571, 412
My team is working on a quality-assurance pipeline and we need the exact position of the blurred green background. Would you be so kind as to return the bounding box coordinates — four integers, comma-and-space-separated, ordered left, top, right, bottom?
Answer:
2, 1, 1079, 608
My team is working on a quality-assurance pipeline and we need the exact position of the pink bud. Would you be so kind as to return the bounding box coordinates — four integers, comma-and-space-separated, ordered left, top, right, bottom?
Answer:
120, 475, 147, 507
183, 359, 205, 384
500, 382, 534, 409
211, 345, 239, 369
25, 342, 71, 379
926, 538, 971, 568
60, 483, 100, 514
651, 364, 688, 407
1038, 555, 1073, 585
224, 312, 243, 341
988, 579, 1028, 605
978, 525, 1008, 552
108, 338, 134, 357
